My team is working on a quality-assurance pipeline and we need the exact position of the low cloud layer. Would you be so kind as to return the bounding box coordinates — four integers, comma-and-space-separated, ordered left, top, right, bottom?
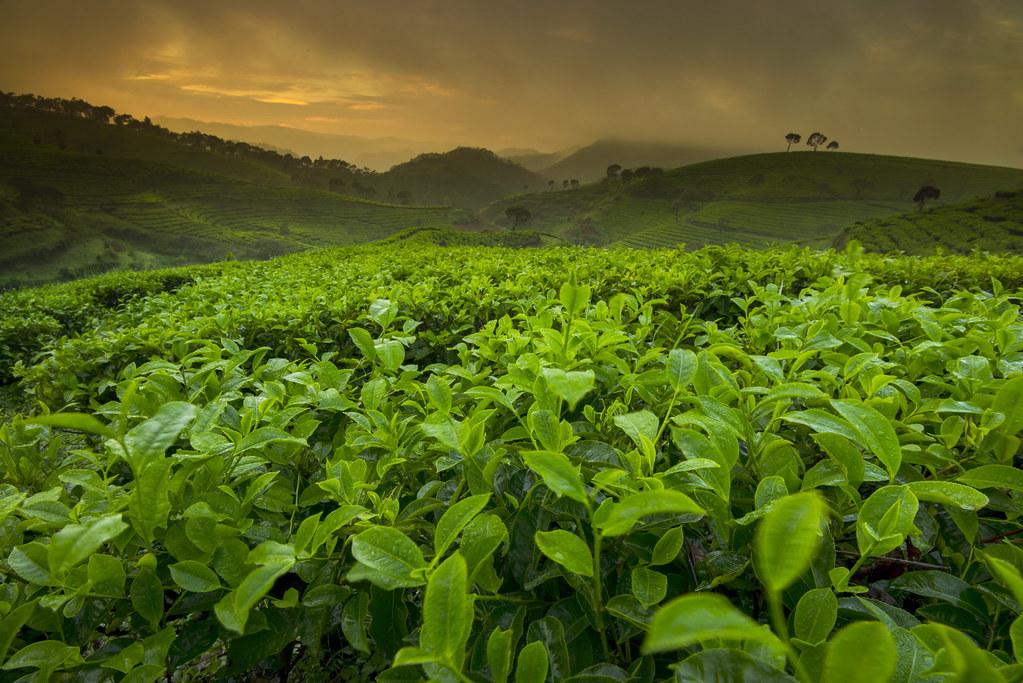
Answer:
2, 0, 1021, 166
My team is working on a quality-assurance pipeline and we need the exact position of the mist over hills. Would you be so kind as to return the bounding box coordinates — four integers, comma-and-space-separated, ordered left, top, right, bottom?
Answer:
154, 117, 454, 171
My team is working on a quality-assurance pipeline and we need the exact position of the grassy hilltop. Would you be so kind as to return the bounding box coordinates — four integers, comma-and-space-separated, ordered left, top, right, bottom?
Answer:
484, 151, 1023, 249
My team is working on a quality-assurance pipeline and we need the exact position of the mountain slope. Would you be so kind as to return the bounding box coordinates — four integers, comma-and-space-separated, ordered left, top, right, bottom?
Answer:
538, 138, 738, 183
384, 147, 545, 208
482, 151, 1023, 248
0, 129, 455, 288
834, 189, 1023, 254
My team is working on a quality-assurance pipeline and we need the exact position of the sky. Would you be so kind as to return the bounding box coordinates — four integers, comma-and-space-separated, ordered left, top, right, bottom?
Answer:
1, 0, 1022, 167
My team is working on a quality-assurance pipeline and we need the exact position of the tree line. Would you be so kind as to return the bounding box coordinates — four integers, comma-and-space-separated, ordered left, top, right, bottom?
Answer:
785, 132, 839, 152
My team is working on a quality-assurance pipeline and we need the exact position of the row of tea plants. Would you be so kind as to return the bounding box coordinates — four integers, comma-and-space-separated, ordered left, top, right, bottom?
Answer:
1, 242, 1023, 681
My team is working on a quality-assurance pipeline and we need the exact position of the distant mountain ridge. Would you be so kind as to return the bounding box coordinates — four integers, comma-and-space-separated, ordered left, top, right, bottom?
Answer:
154, 116, 453, 171
537, 138, 742, 183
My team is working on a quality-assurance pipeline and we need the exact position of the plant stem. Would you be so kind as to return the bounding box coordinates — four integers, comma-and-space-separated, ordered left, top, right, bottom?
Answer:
590, 527, 611, 662
834, 549, 951, 571
768, 591, 813, 683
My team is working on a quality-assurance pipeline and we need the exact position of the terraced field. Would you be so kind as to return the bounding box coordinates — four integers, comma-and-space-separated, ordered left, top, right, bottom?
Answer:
0, 135, 455, 286
484, 151, 1023, 248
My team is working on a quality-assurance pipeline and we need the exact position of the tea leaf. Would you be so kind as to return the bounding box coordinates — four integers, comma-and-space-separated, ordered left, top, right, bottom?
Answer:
957, 464, 1023, 493
515, 640, 549, 683
523, 450, 589, 505
794, 588, 837, 645
830, 400, 901, 480
535, 530, 593, 577
435, 493, 491, 559
906, 481, 987, 510
170, 561, 221, 593
823, 621, 896, 683
599, 490, 703, 537
643, 593, 770, 653
541, 368, 595, 411
351, 526, 428, 589
755, 492, 824, 594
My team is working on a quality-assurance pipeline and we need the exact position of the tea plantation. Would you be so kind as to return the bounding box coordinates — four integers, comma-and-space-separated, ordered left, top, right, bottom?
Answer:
1, 242, 1023, 681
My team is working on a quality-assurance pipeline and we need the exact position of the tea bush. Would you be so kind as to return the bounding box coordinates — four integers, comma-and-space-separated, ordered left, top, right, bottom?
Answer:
1, 242, 1022, 681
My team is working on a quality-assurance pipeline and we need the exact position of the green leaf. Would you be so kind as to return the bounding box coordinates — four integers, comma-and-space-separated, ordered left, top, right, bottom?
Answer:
542, 368, 595, 411
559, 280, 590, 317
435, 493, 490, 559
528, 410, 565, 452
130, 568, 164, 626
755, 492, 824, 594
793, 588, 837, 645
351, 526, 427, 589
992, 377, 1023, 436
87, 554, 126, 596
349, 327, 376, 361
129, 459, 173, 547
170, 561, 221, 592
651, 526, 685, 566
235, 426, 306, 454
26, 413, 115, 439
124, 402, 198, 475
376, 339, 405, 371
782, 409, 860, 442
857, 485, 918, 557
515, 640, 549, 683
523, 450, 589, 505
535, 530, 593, 577
526, 617, 570, 682
7, 543, 51, 585
613, 411, 660, 449
599, 490, 703, 537
823, 621, 896, 683
1012, 614, 1023, 662
215, 559, 293, 633
906, 481, 987, 510
673, 649, 799, 683
48, 513, 128, 579
426, 374, 452, 414
665, 349, 698, 392
643, 593, 770, 653
420, 553, 473, 668
0, 601, 36, 668
957, 464, 1023, 494
488, 628, 513, 683
830, 400, 901, 480
631, 566, 668, 608
1, 640, 80, 671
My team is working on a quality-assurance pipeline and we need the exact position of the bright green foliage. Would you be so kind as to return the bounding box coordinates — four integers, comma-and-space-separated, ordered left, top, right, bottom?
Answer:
0, 242, 1021, 680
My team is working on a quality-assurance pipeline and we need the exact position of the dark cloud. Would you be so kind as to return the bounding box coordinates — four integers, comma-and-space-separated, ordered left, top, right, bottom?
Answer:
1, 0, 1020, 165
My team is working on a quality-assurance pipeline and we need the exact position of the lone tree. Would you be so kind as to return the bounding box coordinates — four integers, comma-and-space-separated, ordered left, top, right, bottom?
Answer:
785, 133, 801, 151
606, 164, 622, 181
913, 185, 941, 211
505, 205, 531, 231
826, 141, 840, 151
806, 132, 827, 151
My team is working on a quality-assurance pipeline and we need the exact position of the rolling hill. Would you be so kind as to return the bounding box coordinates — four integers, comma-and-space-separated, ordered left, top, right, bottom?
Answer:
482, 151, 1023, 249
834, 188, 1023, 255
536, 138, 739, 183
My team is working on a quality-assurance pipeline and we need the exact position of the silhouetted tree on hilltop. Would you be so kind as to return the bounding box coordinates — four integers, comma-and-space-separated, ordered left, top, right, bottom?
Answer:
785, 133, 801, 151
826, 141, 839, 151
806, 132, 827, 151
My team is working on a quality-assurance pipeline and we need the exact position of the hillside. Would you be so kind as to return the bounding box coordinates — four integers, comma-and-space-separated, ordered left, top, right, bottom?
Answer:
482, 151, 1023, 249
382, 147, 546, 207
538, 138, 738, 183
0, 126, 457, 288
834, 189, 1023, 255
